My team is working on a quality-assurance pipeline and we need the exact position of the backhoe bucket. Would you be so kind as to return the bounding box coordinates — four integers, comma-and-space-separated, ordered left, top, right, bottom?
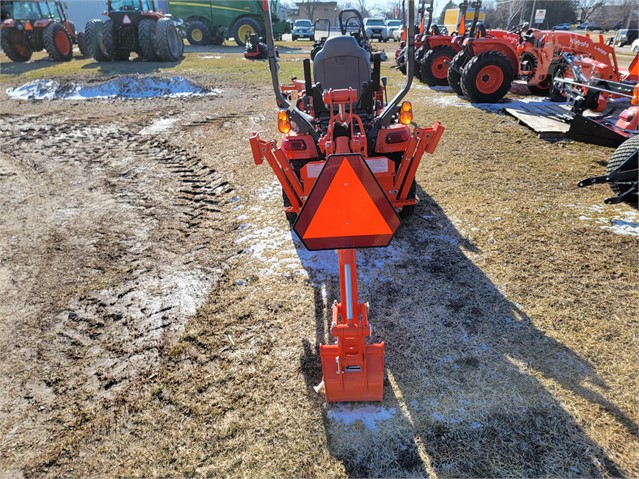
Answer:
321, 342, 384, 402
319, 250, 385, 402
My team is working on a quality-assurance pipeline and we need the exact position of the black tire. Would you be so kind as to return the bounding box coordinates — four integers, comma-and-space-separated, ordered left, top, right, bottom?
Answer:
138, 18, 157, 61
310, 45, 321, 61
420, 45, 457, 86
399, 181, 417, 219
185, 19, 211, 45
447, 51, 469, 96
85, 19, 108, 61
527, 83, 550, 96
0, 28, 33, 62
281, 189, 298, 224
549, 61, 569, 102
414, 46, 427, 80
154, 18, 183, 62
100, 19, 116, 60
310, 35, 315, 42
397, 47, 407, 75
232, 16, 262, 47
460, 51, 514, 103
76, 31, 88, 56
607, 135, 639, 206
211, 36, 224, 45
292, 35, 297, 41
43, 21, 73, 61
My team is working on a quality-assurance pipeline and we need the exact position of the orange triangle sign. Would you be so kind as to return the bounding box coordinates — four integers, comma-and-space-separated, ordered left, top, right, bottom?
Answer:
294, 154, 400, 251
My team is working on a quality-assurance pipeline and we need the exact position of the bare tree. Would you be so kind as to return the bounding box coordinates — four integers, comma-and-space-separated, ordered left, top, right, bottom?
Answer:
576, 0, 605, 22
490, 0, 527, 29
297, 0, 322, 20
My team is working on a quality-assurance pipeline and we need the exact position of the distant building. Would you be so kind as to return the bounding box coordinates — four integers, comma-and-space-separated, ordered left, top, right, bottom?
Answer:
289, 1, 338, 26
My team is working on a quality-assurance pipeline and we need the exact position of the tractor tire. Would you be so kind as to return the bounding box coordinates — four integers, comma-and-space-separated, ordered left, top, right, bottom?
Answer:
527, 83, 550, 96
186, 20, 211, 45
310, 45, 321, 61
138, 18, 157, 61
421, 45, 457, 86
397, 47, 407, 74
232, 17, 262, 47
1, 28, 33, 62
414, 47, 426, 80
85, 19, 108, 61
460, 51, 514, 103
447, 51, 469, 96
399, 181, 417, 219
154, 18, 183, 62
43, 21, 73, 61
76, 31, 89, 56
100, 19, 117, 60
549, 61, 569, 102
607, 135, 639, 206
211, 36, 224, 45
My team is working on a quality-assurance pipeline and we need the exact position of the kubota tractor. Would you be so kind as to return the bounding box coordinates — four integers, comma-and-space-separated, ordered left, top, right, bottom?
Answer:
250, 0, 444, 402
449, 25, 629, 103
414, 0, 464, 85
1, 0, 84, 62
86, 0, 183, 62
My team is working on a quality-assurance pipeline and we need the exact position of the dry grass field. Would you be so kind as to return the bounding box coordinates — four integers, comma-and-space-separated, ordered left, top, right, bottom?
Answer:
0, 39, 637, 478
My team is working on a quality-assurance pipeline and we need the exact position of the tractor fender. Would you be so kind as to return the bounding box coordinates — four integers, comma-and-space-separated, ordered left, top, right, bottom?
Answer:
468, 40, 518, 72
141, 11, 163, 20
33, 19, 53, 29
63, 20, 76, 38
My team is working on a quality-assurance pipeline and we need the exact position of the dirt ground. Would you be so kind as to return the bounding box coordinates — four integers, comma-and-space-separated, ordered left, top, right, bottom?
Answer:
0, 43, 637, 479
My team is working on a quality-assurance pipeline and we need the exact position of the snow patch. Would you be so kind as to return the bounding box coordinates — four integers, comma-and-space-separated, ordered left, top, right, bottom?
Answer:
7, 76, 220, 101
139, 118, 179, 135
578, 207, 639, 237
327, 404, 397, 432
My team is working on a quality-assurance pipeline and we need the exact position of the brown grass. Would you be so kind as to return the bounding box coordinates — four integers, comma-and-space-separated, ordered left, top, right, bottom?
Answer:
0, 42, 637, 479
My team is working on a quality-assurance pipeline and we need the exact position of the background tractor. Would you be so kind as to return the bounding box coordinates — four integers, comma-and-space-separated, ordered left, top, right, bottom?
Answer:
1, 0, 85, 62
86, 0, 183, 62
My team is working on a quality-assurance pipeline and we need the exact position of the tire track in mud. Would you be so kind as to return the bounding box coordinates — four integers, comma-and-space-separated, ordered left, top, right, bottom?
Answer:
0, 114, 239, 471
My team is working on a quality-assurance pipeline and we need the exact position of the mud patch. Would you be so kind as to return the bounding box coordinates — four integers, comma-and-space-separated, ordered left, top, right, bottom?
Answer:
6, 76, 220, 100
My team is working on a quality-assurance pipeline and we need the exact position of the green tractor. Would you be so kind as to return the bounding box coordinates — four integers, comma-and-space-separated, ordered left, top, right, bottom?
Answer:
168, 0, 288, 47
1, 0, 86, 62
85, 0, 183, 62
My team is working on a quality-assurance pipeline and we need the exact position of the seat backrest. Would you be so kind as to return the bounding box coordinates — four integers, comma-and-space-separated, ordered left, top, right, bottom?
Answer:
313, 35, 371, 98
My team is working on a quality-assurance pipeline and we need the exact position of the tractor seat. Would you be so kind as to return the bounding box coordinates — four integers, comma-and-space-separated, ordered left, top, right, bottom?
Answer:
313, 35, 371, 98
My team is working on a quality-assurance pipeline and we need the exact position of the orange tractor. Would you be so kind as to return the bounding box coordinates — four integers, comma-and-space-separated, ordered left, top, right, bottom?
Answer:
250, 0, 444, 401
448, 25, 628, 103
1, 0, 85, 62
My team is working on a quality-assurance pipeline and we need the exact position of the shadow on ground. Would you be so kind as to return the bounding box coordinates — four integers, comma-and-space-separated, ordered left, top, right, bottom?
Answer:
293, 184, 631, 478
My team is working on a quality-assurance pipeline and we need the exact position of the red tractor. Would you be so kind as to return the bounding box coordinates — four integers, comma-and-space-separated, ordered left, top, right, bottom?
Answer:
250, 0, 444, 402
1, 0, 85, 62
85, 0, 183, 62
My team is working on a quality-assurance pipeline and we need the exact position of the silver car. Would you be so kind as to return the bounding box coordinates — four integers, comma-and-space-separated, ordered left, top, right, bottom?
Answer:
364, 17, 389, 42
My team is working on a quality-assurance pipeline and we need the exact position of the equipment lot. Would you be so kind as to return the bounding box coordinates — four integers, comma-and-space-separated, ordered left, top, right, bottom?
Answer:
0, 42, 637, 477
